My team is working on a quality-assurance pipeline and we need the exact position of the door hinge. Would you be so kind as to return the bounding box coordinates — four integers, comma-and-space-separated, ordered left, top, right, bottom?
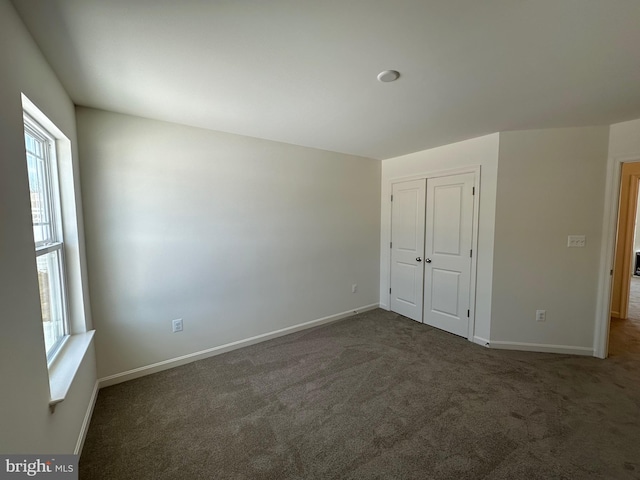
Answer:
470, 249, 473, 258
391, 194, 393, 202
390, 242, 392, 249
467, 309, 470, 317
610, 269, 613, 276
389, 288, 392, 294
472, 187, 475, 195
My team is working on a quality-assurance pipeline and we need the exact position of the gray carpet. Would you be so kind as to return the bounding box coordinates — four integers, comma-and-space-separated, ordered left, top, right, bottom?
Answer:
80, 309, 640, 479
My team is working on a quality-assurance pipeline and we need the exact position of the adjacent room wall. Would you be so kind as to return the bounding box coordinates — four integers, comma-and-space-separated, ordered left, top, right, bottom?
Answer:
0, 0, 96, 453
490, 127, 609, 353
76, 108, 381, 380
380, 133, 500, 343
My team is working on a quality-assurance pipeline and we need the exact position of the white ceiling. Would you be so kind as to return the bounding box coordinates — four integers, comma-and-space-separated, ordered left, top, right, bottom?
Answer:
10, 0, 640, 160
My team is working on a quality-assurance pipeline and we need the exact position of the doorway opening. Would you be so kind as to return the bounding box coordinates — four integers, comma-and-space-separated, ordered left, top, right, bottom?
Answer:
628, 188, 640, 320
609, 163, 640, 357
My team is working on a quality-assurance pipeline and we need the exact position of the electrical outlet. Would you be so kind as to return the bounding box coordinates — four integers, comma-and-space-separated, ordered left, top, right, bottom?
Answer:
352, 284, 357, 293
536, 310, 546, 322
172, 318, 183, 333
567, 235, 586, 248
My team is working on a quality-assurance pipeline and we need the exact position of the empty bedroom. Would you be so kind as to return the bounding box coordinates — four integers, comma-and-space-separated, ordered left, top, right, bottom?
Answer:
1, 1, 640, 479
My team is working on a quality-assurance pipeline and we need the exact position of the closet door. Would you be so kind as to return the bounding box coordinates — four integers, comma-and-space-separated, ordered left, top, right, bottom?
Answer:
423, 173, 475, 337
390, 179, 426, 322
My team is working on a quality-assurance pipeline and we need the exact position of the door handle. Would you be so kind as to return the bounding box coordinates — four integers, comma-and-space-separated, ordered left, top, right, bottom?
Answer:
425, 258, 432, 263
416, 257, 422, 262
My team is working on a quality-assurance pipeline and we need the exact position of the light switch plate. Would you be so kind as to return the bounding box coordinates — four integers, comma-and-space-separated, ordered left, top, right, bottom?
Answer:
567, 235, 586, 247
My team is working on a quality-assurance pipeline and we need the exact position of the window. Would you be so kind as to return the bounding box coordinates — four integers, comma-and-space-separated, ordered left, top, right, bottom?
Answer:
24, 113, 69, 360
22, 94, 94, 409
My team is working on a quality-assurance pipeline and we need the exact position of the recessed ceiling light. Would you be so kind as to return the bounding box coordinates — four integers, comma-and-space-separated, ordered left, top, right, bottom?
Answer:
377, 70, 400, 83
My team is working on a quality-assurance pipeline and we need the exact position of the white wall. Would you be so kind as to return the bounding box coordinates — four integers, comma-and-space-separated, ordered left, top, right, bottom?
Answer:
0, 0, 96, 453
609, 118, 640, 159
490, 127, 609, 352
380, 134, 500, 342
76, 108, 381, 380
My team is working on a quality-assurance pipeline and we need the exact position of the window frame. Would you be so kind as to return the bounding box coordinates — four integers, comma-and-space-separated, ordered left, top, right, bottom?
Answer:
24, 112, 71, 362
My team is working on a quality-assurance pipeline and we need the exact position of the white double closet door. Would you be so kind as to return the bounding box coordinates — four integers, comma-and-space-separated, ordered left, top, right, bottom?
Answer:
389, 173, 475, 338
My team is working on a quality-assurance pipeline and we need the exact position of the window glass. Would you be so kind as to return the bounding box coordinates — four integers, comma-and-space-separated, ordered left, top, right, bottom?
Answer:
24, 115, 68, 358
25, 130, 55, 246
36, 251, 66, 353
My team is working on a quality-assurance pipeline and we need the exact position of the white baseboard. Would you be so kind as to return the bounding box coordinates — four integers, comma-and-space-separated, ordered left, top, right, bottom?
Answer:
379, 303, 390, 311
99, 303, 380, 388
473, 336, 490, 347
487, 340, 594, 356
74, 380, 99, 455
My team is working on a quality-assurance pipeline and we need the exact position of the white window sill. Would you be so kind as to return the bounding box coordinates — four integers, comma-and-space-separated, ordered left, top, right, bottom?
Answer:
48, 330, 95, 413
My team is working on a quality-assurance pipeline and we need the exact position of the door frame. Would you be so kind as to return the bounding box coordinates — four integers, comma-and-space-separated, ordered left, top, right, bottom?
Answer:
611, 164, 640, 320
595, 155, 640, 358
387, 165, 481, 342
